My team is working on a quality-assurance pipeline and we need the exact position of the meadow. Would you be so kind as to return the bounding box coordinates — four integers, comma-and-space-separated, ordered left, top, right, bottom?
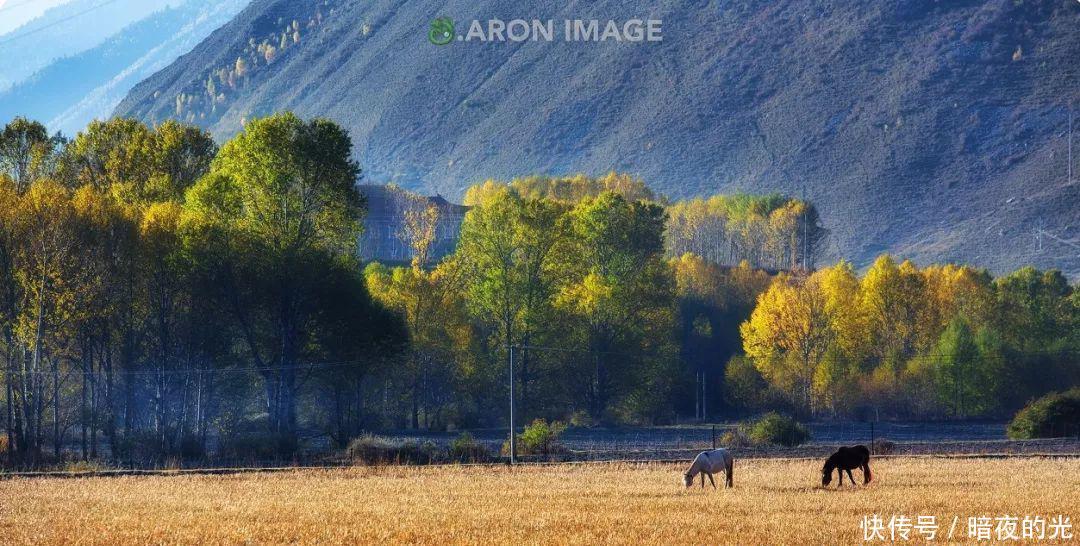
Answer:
0, 457, 1076, 544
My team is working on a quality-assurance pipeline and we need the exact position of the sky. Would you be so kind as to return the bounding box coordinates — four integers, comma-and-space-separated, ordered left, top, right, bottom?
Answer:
0, 0, 73, 36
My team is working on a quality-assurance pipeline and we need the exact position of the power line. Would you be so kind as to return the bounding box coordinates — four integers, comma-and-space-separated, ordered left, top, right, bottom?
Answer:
0, 0, 120, 46
0, 0, 38, 14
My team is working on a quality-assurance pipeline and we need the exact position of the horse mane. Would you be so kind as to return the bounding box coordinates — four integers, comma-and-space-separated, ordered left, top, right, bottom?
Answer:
821, 454, 836, 473
684, 452, 704, 477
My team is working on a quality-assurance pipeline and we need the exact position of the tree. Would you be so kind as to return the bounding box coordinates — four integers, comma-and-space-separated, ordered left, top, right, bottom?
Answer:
671, 254, 772, 418
457, 185, 569, 421
9, 179, 79, 455
931, 318, 1002, 418
0, 177, 17, 456
740, 272, 832, 416
859, 256, 925, 366
556, 192, 677, 422
665, 193, 826, 270
992, 267, 1077, 409
723, 354, 770, 411
0, 118, 59, 193
402, 204, 439, 270
365, 259, 471, 430
182, 112, 365, 440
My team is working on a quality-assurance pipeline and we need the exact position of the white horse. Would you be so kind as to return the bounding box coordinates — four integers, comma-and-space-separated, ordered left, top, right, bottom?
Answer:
683, 448, 734, 489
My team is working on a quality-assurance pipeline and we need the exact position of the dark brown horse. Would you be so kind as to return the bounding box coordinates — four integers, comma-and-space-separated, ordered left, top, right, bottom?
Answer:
821, 445, 872, 487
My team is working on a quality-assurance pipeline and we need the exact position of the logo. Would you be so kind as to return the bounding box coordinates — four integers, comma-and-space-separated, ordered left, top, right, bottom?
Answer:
426, 18, 662, 45
428, 17, 454, 45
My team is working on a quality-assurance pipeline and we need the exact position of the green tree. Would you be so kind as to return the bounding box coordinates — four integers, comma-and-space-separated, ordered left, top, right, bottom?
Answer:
556, 192, 677, 422
457, 185, 569, 421
182, 112, 365, 440
994, 268, 1078, 410
932, 318, 1003, 418
0, 118, 59, 193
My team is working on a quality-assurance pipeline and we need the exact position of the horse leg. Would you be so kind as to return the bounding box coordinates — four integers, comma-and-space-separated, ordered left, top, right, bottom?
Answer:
846, 469, 856, 486
837, 469, 843, 486
700, 473, 705, 489
707, 472, 716, 489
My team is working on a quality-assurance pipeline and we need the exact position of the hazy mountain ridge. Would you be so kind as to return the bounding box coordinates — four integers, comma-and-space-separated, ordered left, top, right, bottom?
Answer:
0, 0, 249, 135
114, 0, 1080, 277
0, 0, 182, 91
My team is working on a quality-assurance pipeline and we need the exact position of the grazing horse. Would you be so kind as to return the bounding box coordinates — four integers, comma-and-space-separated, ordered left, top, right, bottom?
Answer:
821, 445, 872, 487
683, 448, 734, 489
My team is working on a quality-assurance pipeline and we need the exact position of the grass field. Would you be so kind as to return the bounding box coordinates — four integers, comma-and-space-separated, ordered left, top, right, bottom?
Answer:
0, 457, 1076, 544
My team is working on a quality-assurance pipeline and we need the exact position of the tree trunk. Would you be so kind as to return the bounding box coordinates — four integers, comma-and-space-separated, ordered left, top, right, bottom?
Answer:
81, 342, 89, 460
52, 356, 60, 458
5, 354, 15, 458
31, 273, 47, 452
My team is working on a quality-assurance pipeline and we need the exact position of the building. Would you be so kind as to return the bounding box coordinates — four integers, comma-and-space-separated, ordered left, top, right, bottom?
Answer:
357, 184, 469, 264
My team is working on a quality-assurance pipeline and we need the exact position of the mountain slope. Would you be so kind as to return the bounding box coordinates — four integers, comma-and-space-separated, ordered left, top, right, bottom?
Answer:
114, 0, 1080, 277
0, 0, 249, 135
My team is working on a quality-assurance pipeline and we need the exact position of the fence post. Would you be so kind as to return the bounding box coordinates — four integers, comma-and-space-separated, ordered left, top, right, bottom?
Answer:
712, 424, 716, 449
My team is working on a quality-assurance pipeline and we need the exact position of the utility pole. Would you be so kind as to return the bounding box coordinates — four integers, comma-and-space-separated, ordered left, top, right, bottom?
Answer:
508, 344, 516, 464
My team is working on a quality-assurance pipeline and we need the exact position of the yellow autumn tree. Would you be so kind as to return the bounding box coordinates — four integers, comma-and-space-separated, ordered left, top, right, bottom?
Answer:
740, 272, 832, 415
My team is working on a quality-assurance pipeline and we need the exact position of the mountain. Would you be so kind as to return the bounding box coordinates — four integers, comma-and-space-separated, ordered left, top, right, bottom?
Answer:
114, 0, 1080, 277
0, 0, 186, 92
0, 0, 71, 36
0, 0, 249, 135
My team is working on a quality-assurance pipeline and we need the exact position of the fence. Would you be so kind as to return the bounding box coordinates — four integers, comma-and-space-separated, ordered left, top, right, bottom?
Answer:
337, 421, 1080, 463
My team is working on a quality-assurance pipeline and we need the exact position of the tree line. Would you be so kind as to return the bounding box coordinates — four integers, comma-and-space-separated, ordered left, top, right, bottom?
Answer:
666, 193, 827, 271
366, 178, 1078, 427
737, 258, 1079, 419
0, 114, 405, 463
1, 112, 1076, 465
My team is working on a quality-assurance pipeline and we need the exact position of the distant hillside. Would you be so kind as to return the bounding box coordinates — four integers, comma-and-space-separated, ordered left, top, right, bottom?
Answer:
115, 0, 1080, 277
0, 0, 183, 91
0, 0, 247, 135
0, 0, 70, 36
0, 0, 247, 134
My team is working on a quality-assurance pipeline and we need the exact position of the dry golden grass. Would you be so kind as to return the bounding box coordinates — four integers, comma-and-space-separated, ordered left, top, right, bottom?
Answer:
0, 457, 1077, 545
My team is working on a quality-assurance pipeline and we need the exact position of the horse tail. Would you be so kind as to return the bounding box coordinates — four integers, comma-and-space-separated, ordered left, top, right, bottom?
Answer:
864, 462, 872, 484
726, 455, 734, 486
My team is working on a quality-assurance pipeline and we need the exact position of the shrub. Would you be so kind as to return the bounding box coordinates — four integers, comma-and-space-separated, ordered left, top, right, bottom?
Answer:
1007, 388, 1080, 440
746, 412, 810, 447
502, 419, 567, 457
720, 428, 752, 448
346, 435, 443, 465
398, 440, 441, 464
346, 434, 398, 464
569, 410, 594, 428
449, 432, 491, 463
